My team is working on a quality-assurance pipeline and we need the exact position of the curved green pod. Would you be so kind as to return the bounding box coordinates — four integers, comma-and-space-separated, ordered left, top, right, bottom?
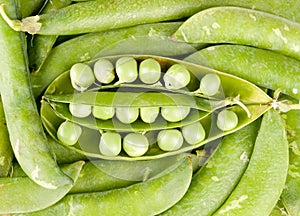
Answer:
28, 22, 199, 98
0, 161, 84, 214
0, 0, 72, 189
214, 109, 289, 216
19, 157, 193, 216
41, 55, 272, 160
0, 97, 13, 177
172, 6, 300, 61
162, 119, 259, 215
281, 110, 300, 216
185, 44, 300, 100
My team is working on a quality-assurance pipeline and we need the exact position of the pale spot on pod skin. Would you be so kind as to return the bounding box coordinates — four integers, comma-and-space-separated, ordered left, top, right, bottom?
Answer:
293, 88, 298, 94
219, 195, 249, 214
272, 28, 288, 44
249, 13, 257, 21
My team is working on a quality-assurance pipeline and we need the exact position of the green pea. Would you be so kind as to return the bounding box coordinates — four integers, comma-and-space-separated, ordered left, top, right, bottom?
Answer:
157, 129, 183, 151
140, 107, 159, 123
57, 121, 82, 145
139, 58, 161, 84
70, 63, 95, 91
69, 103, 91, 118
116, 107, 139, 124
199, 73, 221, 96
163, 64, 190, 89
99, 132, 121, 157
161, 106, 190, 122
182, 122, 205, 145
115, 57, 138, 84
92, 106, 115, 120
217, 109, 239, 131
93, 58, 115, 84
123, 133, 149, 157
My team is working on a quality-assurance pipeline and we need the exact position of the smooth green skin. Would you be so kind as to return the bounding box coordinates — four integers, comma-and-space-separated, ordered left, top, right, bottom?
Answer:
217, 109, 239, 131
0, 97, 13, 177
57, 121, 82, 146
99, 132, 122, 156
20, 157, 193, 216
92, 106, 115, 120
139, 58, 161, 84
173, 6, 300, 61
69, 103, 91, 118
115, 56, 138, 84
70, 62, 95, 91
182, 121, 206, 145
214, 109, 289, 216
115, 107, 139, 124
93, 58, 115, 84
157, 129, 184, 151
162, 119, 259, 216
164, 64, 191, 90
123, 133, 149, 157
0, 161, 84, 214
30, 22, 199, 98
185, 44, 300, 100
18, 0, 45, 18
161, 106, 190, 122
281, 110, 300, 216
18, 0, 215, 35
199, 73, 221, 97
28, 0, 73, 71
0, 0, 71, 189
140, 106, 159, 123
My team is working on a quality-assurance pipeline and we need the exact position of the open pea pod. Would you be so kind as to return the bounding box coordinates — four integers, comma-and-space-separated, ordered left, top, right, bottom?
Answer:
41, 55, 272, 160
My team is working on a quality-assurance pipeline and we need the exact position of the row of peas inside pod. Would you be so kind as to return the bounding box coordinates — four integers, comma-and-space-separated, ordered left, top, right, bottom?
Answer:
41, 55, 273, 160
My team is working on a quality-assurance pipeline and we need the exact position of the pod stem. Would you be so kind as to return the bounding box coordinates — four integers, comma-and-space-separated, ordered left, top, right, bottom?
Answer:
272, 100, 300, 112
232, 95, 251, 118
0, 4, 41, 34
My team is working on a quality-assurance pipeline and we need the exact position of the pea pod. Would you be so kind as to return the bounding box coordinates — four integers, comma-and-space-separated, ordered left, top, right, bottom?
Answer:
162, 119, 259, 215
0, 0, 72, 189
185, 44, 300, 100
281, 110, 300, 216
18, 0, 45, 18
28, 0, 73, 71
214, 109, 289, 216
19, 157, 193, 216
0, 161, 84, 214
0, 97, 13, 177
41, 55, 272, 160
29, 22, 199, 98
172, 6, 300, 61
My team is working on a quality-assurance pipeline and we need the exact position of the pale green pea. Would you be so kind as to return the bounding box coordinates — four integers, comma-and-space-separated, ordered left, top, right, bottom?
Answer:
70, 63, 95, 91
115, 57, 138, 84
217, 109, 239, 131
139, 58, 161, 84
123, 133, 149, 157
140, 107, 159, 123
93, 58, 115, 84
157, 129, 183, 151
163, 64, 190, 89
182, 122, 206, 145
161, 106, 190, 122
199, 73, 221, 96
69, 103, 91, 118
116, 107, 139, 124
92, 106, 115, 120
99, 132, 122, 157
57, 121, 82, 145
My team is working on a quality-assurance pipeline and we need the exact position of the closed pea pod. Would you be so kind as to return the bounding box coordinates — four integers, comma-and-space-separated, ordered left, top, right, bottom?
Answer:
172, 6, 300, 61
214, 109, 289, 216
18, 157, 193, 216
185, 44, 300, 100
0, 0, 72, 189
